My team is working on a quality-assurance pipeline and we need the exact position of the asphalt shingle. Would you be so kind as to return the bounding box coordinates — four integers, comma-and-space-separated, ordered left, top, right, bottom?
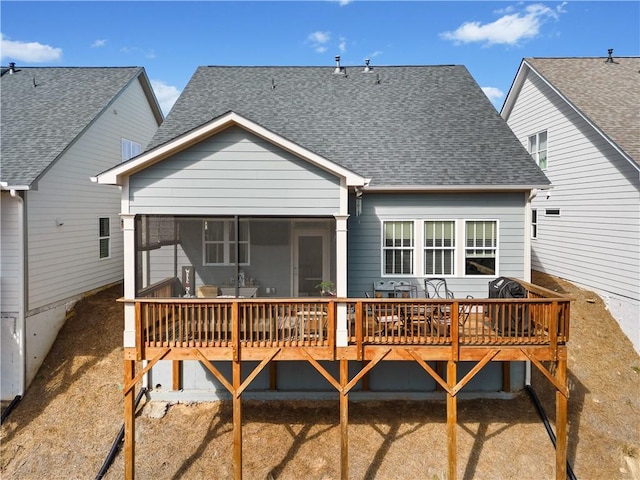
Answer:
147, 65, 549, 188
526, 56, 640, 165
1, 66, 144, 187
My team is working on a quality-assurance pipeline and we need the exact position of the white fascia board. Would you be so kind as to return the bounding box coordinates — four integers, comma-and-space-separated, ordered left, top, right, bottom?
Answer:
500, 59, 529, 120
0, 184, 30, 191
363, 184, 551, 193
94, 111, 367, 187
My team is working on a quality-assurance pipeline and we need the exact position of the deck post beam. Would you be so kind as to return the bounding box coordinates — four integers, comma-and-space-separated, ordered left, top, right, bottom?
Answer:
446, 360, 457, 480
340, 359, 349, 480
233, 358, 242, 480
124, 359, 135, 480
172, 360, 181, 391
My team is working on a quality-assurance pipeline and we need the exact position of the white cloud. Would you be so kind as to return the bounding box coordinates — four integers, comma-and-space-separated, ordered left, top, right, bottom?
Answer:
0, 33, 62, 62
338, 37, 347, 53
91, 39, 107, 48
338, 0, 352, 6
308, 31, 330, 44
481, 86, 504, 102
307, 31, 331, 53
441, 3, 566, 46
150, 79, 181, 116
121, 46, 156, 59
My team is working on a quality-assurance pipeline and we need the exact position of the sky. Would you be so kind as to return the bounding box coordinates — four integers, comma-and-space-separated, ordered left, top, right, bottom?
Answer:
1, 1, 638, 115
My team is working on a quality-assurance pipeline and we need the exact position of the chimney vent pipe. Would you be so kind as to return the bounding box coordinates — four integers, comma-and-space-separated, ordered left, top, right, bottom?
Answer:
9, 62, 15, 74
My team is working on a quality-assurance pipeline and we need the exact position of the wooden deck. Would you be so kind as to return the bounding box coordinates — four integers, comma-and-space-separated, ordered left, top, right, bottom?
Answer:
122, 279, 571, 480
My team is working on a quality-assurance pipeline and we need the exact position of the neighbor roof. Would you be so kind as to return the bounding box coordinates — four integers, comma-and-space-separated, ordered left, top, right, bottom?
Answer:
515, 56, 639, 166
146, 65, 549, 189
0, 66, 163, 189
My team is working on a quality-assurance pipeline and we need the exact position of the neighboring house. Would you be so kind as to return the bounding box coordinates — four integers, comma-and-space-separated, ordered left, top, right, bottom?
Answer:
1, 65, 163, 400
95, 61, 550, 400
501, 53, 640, 354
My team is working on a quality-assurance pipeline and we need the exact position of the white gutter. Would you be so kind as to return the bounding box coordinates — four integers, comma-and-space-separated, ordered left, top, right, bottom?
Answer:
363, 184, 551, 193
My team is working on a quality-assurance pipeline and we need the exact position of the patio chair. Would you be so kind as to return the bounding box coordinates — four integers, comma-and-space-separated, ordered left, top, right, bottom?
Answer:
424, 278, 473, 335
364, 292, 404, 337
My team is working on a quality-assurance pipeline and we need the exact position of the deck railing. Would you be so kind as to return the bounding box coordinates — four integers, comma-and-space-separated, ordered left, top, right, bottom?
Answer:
132, 278, 570, 354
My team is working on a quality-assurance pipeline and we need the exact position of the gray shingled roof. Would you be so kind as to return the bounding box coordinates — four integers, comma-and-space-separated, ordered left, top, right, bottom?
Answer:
148, 65, 549, 188
526, 56, 640, 165
1, 66, 146, 187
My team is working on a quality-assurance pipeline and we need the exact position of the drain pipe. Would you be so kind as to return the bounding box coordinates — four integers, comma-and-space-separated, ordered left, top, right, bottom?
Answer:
0, 395, 22, 424
95, 387, 147, 480
525, 385, 577, 480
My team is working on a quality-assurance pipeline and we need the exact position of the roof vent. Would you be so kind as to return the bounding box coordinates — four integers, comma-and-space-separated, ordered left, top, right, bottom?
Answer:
363, 58, 372, 73
605, 48, 616, 64
9, 62, 16, 74
333, 55, 345, 74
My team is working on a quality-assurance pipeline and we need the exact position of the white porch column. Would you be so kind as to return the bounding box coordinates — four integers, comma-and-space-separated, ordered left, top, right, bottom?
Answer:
334, 214, 349, 347
121, 213, 136, 348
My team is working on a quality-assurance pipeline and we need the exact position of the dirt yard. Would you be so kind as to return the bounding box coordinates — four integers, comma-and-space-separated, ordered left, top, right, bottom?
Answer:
1, 272, 639, 480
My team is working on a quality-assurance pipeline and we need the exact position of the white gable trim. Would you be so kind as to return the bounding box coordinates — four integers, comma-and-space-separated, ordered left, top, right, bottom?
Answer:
93, 111, 367, 186
502, 60, 639, 173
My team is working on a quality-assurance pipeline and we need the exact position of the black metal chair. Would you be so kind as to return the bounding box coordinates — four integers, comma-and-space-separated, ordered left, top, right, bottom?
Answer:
424, 278, 473, 334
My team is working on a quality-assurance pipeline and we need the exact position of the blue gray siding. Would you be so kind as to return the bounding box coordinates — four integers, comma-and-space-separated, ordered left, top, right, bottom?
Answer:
129, 126, 341, 216
347, 192, 527, 299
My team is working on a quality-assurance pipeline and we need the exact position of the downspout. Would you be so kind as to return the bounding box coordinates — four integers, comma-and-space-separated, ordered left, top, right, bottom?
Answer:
524, 189, 537, 386
11, 189, 26, 399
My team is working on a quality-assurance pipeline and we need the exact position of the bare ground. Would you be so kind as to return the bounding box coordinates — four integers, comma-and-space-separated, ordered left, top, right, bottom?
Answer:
1, 272, 639, 480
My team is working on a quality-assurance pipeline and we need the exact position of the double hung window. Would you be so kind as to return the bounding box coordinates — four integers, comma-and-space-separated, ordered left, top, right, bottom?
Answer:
528, 131, 548, 170
382, 221, 414, 275
203, 219, 250, 265
121, 138, 141, 162
464, 221, 497, 275
99, 217, 110, 259
381, 219, 498, 277
424, 221, 455, 275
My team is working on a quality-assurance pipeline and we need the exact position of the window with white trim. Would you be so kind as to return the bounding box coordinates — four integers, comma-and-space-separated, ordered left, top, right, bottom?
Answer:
382, 221, 414, 275
203, 219, 250, 265
424, 220, 455, 275
531, 209, 538, 239
465, 220, 497, 275
121, 138, 141, 162
528, 131, 548, 170
99, 217, 110, 259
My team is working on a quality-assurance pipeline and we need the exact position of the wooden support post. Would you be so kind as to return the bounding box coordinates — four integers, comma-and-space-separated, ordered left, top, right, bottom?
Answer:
446, 360, 457, 480
340, 359, 349, 480
269, 362, 277, 390
233, 359, 242, 480
124, 359, 135, 480
555, 357, 568, 480
502, 362, 511, 393
172, 360, 181, 391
